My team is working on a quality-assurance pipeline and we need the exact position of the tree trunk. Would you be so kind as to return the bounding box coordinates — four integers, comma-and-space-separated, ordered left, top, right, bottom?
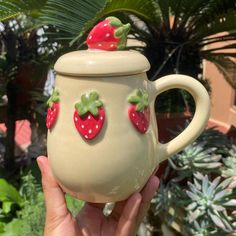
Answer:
4, 82, 16, 171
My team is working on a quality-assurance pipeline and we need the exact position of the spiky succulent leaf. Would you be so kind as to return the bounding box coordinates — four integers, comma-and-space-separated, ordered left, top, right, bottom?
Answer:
170, 142, 222, 176
221, 145, 236, 178
185, 173, 236, 233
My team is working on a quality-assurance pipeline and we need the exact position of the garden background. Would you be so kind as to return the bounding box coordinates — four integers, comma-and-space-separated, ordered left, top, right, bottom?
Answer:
0, 0, 236, 235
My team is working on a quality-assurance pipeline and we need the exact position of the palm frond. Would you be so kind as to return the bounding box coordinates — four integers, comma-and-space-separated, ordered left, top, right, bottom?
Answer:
0, 0, 47, 21
40, 0, 106, 42
191, 11, 236, 41
40, 0, 162, 44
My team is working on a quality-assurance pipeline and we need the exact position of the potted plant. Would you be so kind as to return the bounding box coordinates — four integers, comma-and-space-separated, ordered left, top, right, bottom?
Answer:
149, 126, 236, 235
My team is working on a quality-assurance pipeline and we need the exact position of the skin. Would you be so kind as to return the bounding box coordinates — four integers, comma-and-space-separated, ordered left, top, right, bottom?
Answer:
37, 156, 159, 236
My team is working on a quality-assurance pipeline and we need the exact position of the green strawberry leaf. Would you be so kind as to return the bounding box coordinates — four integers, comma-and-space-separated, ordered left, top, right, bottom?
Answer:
76, 91, 103, 116
81, 94, 89, 105
128, 89, 149, 112
128, 96, 141, 103
106, 16, 122, 27
78, 106, 88, 116
95, 100, 103, 107
89, 91, 99, 101
136, 103, 144, 112
137, 89, 143, 97
47, 88, 60, 108
89, 106, 99, 116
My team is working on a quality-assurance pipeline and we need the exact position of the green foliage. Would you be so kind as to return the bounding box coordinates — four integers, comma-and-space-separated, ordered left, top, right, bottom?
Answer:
0, 179, 23, 223
0, 171, 45, 236
0, 0, 47, 21
221, 146, 236, 178
151, 127, 236, 235
186, 173, 236, 232
0, 170, 85, 236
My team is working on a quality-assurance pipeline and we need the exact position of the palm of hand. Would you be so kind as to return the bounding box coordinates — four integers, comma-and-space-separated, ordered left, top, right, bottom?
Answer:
37, 156, 159, 236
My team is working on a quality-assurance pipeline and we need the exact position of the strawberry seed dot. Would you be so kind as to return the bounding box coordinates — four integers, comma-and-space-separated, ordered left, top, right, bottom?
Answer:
75, 117, 78, 121
103, 23, 108, 27
85, 135, 88, 139
89, 35, 92, 39
106, 33, 110, 37
96, 125, 99, 129
89, 129, 92, 134
88, 115, 91, 120
100, 117, 103, 120
110, 44, 114, 48
81, 125, 84, 129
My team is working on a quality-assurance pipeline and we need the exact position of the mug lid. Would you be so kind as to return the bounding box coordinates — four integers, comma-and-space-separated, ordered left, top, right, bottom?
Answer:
54, 50, 150, 76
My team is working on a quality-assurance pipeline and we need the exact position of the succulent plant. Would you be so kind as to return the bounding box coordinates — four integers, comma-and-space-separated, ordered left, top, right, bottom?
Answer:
196, 127, 231, 153
150, 127, 236, 236
169, 142, 222, 177
185, 172, 236, 233
185, 219, 231, 236
221, 145, 236, 178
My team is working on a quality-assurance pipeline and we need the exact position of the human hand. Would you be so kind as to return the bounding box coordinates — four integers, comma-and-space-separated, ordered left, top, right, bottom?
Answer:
37, 156, 159, 236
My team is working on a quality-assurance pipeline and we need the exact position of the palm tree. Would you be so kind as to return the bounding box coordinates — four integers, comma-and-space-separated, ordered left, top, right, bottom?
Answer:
2, 0, 236, 113
1, 0, 236, 84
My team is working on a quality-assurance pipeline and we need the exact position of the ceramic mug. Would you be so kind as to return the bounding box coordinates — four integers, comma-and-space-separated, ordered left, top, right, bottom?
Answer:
47, 50, 210, 203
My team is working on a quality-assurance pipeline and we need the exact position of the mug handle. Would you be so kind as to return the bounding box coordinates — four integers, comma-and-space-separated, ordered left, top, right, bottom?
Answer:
149, 74, 211, 163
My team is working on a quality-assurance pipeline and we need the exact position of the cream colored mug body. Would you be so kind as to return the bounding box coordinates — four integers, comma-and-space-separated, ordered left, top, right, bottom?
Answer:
47, 50, 210, 203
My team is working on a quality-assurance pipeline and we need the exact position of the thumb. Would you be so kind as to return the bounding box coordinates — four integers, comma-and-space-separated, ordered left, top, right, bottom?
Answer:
37, 156, 69, 220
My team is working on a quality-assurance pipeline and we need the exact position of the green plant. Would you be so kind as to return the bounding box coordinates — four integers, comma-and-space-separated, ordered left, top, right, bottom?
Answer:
150, 127, 236, 235
1, 1, 236, 112
185, 173, 236, 233
0, 170, 85, 236
221, 145, 236, 178
0, 178, 23, 224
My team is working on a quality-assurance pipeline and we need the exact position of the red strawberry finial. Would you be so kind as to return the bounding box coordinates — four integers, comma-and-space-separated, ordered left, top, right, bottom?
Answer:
86, 16, 131, 51
74, 91, 105, 140
46, 89, 60, 129
128, 89, 150, 134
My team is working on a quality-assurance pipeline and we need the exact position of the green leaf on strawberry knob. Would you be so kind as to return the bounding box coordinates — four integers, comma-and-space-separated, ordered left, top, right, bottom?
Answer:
106, 16, 123, 27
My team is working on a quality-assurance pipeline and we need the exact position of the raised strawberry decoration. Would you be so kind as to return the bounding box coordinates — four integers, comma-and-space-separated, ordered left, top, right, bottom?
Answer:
86, 16, 131, 51
46, 89, 60, 129
74, 91, 105, 140
128, 89, 150, 134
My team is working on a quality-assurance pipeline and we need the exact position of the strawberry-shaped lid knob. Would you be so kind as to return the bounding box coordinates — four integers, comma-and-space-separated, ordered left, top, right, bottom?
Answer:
86, 16, 131, 51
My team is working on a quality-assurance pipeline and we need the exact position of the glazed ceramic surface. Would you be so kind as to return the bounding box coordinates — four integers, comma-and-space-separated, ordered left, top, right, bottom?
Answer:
47, 49, 210, 203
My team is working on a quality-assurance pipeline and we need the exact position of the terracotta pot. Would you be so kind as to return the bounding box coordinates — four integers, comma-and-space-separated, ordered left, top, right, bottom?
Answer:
156, 111, 192, 143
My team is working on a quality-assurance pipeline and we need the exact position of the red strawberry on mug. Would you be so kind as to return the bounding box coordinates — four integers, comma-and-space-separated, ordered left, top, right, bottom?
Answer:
86, 16, 131, 51
74, 91, 105, 140
46, 89, 60, 129
128, 89, 150, 134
